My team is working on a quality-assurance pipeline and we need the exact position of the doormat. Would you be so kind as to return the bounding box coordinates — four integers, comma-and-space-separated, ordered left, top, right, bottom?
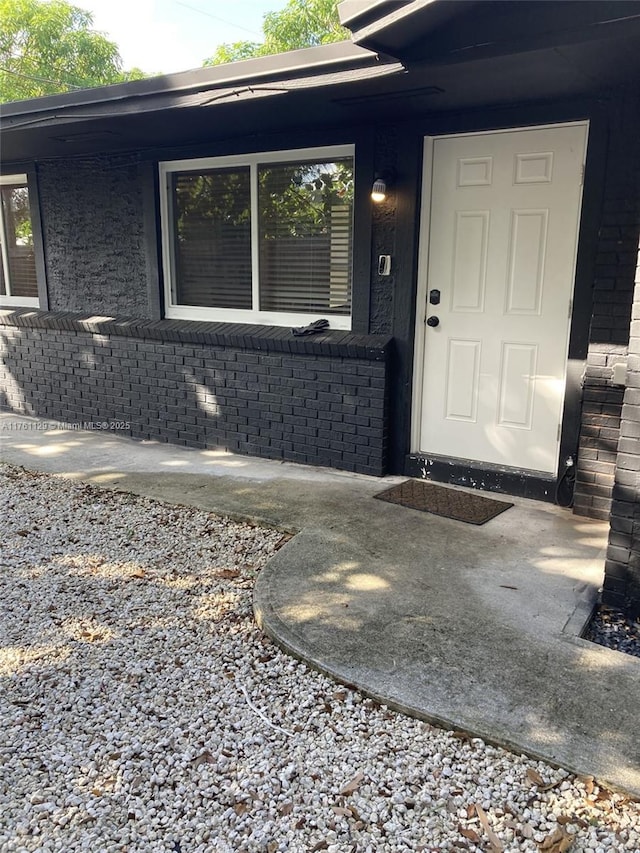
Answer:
374, 480, 513, 525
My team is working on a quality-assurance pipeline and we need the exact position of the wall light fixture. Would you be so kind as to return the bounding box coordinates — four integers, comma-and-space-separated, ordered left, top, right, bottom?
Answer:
371, 168, 396, 203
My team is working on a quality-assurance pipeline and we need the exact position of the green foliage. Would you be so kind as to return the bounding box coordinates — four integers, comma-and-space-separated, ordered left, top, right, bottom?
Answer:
262, 0, 347, 50
207, 41, 263, 66
173, 159, 353, 241
174, 169, 252, 233
2, 185, 33, 243
0, 0, 145, 102
203, 0, 348, 66
119, 67, 149, 83
259, 160, 353, 237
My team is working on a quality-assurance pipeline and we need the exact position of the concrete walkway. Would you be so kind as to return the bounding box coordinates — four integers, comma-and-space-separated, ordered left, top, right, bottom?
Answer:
2, 412, 639, 797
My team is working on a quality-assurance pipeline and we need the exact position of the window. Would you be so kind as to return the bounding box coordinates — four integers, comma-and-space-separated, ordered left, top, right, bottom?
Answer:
0, 174, 41, 308
160, 146, 354, 329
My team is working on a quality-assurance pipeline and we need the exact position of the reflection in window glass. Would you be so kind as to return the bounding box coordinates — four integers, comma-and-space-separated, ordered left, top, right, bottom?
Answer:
258, 159, 353, 314
0, 181, 38, 299
162, 148, 354, 323
171, 168, 252, 309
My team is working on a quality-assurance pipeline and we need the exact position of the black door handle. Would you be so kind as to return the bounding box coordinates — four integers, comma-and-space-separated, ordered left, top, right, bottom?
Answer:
426, 315, 440, 327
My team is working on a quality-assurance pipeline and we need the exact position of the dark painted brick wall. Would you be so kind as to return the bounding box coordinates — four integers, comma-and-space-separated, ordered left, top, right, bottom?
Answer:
603, 254, 640, 614
37, 155, 151, 318
0, 312, 390, 476
573, 345, 626, 520
574, 91, 640, 520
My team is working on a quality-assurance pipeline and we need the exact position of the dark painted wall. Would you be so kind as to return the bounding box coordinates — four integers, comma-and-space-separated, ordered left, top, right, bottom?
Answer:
369, 126, 399, 336
603, 250, 640, 613
37, 155, 153, 318
0, 312, 391, 476
574, 90, 640, 521
1, 93, 637, 506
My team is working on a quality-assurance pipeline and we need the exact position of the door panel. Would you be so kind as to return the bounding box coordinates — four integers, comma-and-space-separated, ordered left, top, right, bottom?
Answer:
419, 124, 587, 474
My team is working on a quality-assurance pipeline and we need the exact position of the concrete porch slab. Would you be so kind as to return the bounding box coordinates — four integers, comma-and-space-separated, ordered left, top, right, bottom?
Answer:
2, 413, 639, 797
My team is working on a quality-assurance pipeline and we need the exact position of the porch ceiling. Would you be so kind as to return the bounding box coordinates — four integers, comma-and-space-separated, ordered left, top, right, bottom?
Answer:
1, 2, 639, 163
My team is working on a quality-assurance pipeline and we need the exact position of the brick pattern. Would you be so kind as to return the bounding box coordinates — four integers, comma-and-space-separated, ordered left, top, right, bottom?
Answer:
0, 312, 391, 476
574, 92, 640, 519
573, 345, 626, 520
603, 253, 640, 614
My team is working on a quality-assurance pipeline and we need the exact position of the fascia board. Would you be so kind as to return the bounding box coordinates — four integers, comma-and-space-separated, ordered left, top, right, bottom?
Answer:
0, 41, 377, 120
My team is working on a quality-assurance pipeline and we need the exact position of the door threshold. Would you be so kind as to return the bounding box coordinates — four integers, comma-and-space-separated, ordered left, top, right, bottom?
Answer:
405, 454, 557, 503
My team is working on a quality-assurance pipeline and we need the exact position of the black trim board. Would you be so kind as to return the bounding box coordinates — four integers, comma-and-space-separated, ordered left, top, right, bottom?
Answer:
406, 454, 558, 503
28, 164, 49, 312
141, 161, 162, 322
558, 109, 609, 467
388, 130, 423, 473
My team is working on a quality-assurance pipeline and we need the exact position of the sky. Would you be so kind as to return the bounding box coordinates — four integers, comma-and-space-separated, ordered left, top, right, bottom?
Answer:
74, 0, 290, 75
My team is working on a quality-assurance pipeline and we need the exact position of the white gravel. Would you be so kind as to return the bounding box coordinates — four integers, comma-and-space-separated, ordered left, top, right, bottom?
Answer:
1, 463, 639, 853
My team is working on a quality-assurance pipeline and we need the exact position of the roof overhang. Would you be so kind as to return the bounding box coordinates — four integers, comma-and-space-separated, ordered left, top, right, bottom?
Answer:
0, 42, 406, 162
1, 2, 639, 164
338, 0, 478, 55
1, 40, 378, 119
339, 0, 640, 65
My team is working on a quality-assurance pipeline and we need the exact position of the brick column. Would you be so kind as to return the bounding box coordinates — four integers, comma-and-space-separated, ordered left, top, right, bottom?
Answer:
603, 249, 640, 615
574, 91, 640, 520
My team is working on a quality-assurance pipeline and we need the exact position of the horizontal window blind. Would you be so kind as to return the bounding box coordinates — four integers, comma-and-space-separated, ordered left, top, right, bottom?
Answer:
172, 168, 252, 309
0, 184, 38, 299
164, 150, 354, 322
258, 159, 353, 314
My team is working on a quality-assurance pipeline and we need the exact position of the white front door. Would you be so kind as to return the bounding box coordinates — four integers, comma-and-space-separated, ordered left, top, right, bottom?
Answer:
416, 123, 588, 474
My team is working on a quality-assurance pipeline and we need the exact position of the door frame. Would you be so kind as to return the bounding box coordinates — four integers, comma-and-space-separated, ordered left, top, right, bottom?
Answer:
410, 121, 590, 480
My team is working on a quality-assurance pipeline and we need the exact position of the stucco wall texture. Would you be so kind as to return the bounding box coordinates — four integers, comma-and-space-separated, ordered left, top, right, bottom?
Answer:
37, 155, 151, 318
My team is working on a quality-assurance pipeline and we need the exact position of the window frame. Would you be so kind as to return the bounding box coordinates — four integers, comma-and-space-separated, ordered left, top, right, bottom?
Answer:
0, 171, 46, 309
159, 144, 355, 330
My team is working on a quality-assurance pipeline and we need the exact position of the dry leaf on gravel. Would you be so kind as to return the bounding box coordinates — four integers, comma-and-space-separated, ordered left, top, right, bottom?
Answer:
191, 751, 216, 767
275, 533, 294, 549
526, 768, 546, 787
557, 815, 588, 829
579, 775, 595, 795
451, 731, 473, 744
538, 826, 575, 852
458, 826, 481, 843
524, 768, 563, 793
475, 804, 504, 852
214, 569, 241, 579
340, 771, 365, 795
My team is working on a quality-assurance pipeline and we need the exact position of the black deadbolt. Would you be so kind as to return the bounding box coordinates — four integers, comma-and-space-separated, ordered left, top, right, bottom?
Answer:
429, 289, 441, 305
426, 315, 440, 327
